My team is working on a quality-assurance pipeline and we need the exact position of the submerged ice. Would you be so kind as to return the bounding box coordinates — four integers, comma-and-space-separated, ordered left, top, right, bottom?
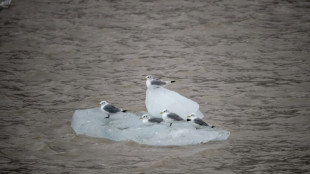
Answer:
71, 108, 230, 146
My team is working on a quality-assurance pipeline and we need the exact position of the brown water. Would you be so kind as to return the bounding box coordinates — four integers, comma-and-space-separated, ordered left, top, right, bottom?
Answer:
1, 0, 309, 173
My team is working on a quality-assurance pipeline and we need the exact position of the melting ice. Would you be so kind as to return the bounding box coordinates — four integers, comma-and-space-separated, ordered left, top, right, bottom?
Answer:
72, 85, 230, 146
71, 108, 230, 146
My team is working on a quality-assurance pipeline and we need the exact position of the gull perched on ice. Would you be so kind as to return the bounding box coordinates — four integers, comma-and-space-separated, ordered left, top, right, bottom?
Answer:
145, 75, 175, 88
160, 109, 184, 127
0, 0, 11, 9
140, 114, 163, 125
187, 113, 215, 129
99, 101, 126, 118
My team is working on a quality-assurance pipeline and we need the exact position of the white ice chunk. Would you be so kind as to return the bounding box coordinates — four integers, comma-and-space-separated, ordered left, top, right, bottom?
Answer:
71, 108, 230, 146
145, 87, 204, 119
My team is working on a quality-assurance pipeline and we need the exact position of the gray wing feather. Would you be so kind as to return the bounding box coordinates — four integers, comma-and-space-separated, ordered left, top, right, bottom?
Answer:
194, 118, 209, 126
151, 80, 167, 86
149, 117, 163, 123
167, 113, 184, 121
104, 104, 121, 113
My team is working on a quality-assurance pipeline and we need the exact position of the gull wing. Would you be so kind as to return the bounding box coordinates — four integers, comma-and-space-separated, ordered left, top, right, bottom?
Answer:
194, 118, 209, 126
103, 104, 121, 113
150, 79, 167, 86
149, 117, 164, 123
167, 113, 184, 121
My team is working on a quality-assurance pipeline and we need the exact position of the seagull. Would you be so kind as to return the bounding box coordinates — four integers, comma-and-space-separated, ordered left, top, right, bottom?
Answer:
160, 109, 184, 127
99, 101, 126, 118
145, 75, 175, 88
186, 113, 215, 129
0, 0, 11, 9
140, 114, 163, 125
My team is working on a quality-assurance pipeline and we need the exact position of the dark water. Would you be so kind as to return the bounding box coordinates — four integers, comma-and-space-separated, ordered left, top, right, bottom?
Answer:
0, 0, 309, 173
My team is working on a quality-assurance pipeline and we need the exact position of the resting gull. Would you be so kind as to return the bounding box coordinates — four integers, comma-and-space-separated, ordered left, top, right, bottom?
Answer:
145, 75, 175, 89
187, 113, 215, 129
140, 114, 163, 125
99, 101, 126, 118
160, 109, 184, 127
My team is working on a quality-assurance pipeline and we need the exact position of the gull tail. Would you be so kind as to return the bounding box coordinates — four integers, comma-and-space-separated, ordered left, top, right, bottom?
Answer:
121, 109, 127, 112
165, 80, 175, 85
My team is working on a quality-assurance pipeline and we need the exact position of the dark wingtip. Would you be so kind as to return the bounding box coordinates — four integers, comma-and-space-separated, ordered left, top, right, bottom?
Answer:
171, 81, 175, 83
122, 110, 127, 112
211, 125, 215, 128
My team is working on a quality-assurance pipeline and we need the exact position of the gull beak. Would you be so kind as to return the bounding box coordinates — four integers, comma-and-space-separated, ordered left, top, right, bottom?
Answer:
98, 104, 101, 106
160, 112, 163, 114
187, 115, 190, 118
139, 117, 143, 119
143, 78, 147, 80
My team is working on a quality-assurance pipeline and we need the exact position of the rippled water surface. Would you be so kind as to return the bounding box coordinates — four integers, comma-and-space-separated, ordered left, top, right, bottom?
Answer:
1, 0, 309, 173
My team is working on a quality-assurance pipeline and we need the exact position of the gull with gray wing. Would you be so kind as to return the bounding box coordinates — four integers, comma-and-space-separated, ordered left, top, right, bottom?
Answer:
99, 101, 126, 118
140, 114, 163, 125
187, 113, 214, 129
160, 109, 184, 127
145, 75, 175, 89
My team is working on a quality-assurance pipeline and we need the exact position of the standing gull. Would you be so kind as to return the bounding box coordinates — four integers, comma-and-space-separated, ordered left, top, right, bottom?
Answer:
160, 109, 184, 127
187, 113, 215, 129
0, 0, 11, 9
99, 101, 126, 118
140, 114, 163, 125
145, 75, 175, 89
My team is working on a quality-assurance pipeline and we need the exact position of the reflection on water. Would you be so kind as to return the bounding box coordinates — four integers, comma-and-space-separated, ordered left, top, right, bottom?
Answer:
0, 0, 309, 173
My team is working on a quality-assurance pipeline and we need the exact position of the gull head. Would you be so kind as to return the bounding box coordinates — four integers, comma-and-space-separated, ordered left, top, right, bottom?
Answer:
187, 113, 196, 119
140, 114, 150, 120
187, 113, 196, 121
160, 109, 169, 114
99, 101, 108, 106
145, 75, 153, 80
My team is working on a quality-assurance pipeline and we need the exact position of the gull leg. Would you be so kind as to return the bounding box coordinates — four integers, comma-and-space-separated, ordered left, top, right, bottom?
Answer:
105, 114, 110, 118
169, 123, 172, 127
